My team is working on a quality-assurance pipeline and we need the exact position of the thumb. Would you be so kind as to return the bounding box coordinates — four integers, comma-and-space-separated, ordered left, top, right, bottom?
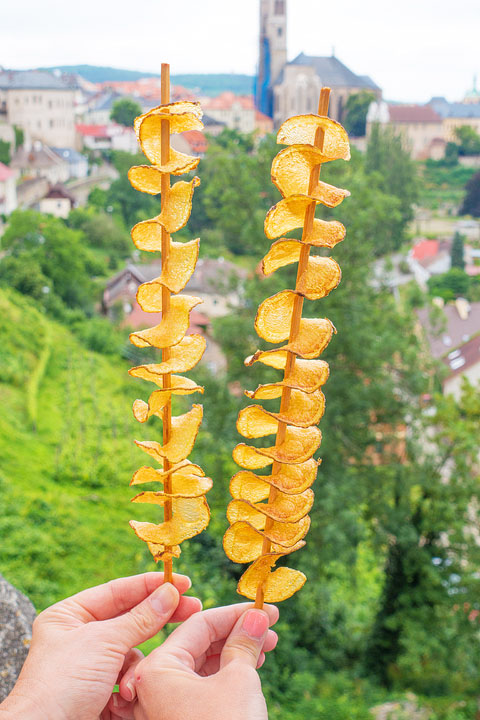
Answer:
106, 582, 180, 650
220, 608, 270, 669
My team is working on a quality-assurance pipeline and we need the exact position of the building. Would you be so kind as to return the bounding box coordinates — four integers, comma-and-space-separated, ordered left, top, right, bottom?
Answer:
83, 89, 152, 126
10, 142, 70, 185
39, 184, 75, 218
0, 69, 77, 147
428, 97, 480, 142
0, 161, 17, 214
51, 147, 88, 179
256, 0, 381, 126
407, 238, 452, 288
202, 93, 257, 134
367, 102, 444, 159
171, 130, 208, 158
75, 123, 139, 153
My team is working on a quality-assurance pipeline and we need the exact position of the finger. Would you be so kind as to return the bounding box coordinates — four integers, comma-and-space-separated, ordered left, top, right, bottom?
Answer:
169, 595, 202, 623
116, 648, 143, 685
219, 608, 270, 669
152, 602, 278, 669
202, 628, 277, 662
106, 582, 180, 650
257, 651, 266, 669
108, 693, 136, 719
62, 572, 192, 621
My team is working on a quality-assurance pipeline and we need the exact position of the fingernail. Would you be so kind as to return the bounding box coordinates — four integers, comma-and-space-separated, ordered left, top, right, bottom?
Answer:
242, 610, 269, 639
125, 680, 136, 701
150, 582, 178, 615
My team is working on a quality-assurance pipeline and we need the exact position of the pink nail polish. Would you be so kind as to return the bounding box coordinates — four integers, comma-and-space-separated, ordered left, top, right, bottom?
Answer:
242, 610, 269, 639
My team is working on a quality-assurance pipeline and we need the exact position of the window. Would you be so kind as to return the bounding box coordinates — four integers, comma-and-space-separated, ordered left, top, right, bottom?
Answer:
277, 26, 282, 36
275, 0, 285, 14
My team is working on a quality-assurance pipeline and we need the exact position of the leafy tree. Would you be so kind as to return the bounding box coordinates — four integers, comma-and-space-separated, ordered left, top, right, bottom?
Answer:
428, 268, 470, 301
455, 125, 480, 156
460, 171, 480, 216
67, 207, 130, 258
0, 139, 11, 165
450, 231, 465, 269
344, 91, 376, 137
14, 125, 24, 149
443, 141, 459, 166
110, 98, 142, 127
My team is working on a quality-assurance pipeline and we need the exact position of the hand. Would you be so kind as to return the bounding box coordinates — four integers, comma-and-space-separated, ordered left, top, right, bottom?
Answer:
0, 572, 201, 720
108, 603, 279, 720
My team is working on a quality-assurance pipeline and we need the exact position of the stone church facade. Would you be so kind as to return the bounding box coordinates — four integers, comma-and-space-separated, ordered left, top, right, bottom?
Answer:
256, 0, 382, 126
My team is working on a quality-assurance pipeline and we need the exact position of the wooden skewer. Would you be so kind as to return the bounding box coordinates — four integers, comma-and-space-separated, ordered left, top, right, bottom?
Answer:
255, 87, 331, 609
160, 63, 173, 584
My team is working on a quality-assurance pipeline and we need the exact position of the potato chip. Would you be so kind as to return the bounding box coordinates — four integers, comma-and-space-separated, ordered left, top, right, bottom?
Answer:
297, 256, 341, 300
237, 554, 306, 601
130, 465, 213, 497
129, 295, 202, 349
227, 489, 313, 525
277, 115, 350, 160
230, 459, 318, 502
132, 376, 204, 423
272, 145, 350, 207
134, 405, 203, 464
131, 178, 200, 247
245, 350, 329, 393
235, 425, 322, 466
147, 543, 182, 563
264, 197, 345, 247
262, 239, 302, 275
232, 443, 274, 470
130, 496, 210, 545
284, 317, 335, 359
237, 405, 278, 439
129, 335, 206, 379
134, 101, 203, 138
255, 290, 297, 343
246, 389, 326, 428
139, 110, 203, 166
223, 519, 309, 563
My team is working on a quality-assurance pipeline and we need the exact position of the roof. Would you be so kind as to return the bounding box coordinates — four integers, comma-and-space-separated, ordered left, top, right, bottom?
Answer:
428, 97, 480, 119
203, 92, 255, 111
443, 334, 480, 378
181, 130, 207, 154
203, 113, 226, 127
0, 162, 15, 182
416, 301, 480, 358
52, 147, 87, 164
411, 239, 440, 262
0, 69, 75, 91
284, 53, 380, 91
44, 184, 75, 202
75, 124, 110, 139
388, 104, 442, 124
10, 143, 68, 170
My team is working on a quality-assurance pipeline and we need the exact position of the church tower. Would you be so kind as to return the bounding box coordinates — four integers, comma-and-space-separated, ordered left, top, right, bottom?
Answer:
256, 0, 287, 117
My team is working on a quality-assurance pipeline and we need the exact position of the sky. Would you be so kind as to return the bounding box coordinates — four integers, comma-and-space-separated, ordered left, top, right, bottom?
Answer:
1, 0, 478, 103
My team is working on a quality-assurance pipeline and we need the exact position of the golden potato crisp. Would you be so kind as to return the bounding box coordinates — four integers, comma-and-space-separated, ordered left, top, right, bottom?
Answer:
277, 115, 350, 160
134, 101, 203, 137
139, 111, 203, 165
237, 405, 278, 439
237, 555, 307, 602
265, 197, 345, 247
129, 295, 202, 348
129, 335, 206, 379
232, 443, 274, 470
262, 239, 302, 275
230, 459, 318, 502
255, 290, 297, 343
134, 405, 203, 464
284, 317, 336, 359
297, 256, 342, 300
245, 350, 329, 393
131, 465, 213, 497
235, 425, 321, 467
223, 519, 310, 563
130, 496, 210, 545
227, 489, 313, 525
132, 376, 204, 423
272, 145, 350, 207
147, 543, 182, 563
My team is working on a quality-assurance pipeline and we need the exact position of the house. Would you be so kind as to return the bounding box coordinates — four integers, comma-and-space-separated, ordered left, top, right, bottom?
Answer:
75, 123, 139, 153
39, 184, 75, 218
0, 161, 17, 214
10, 142, 70, 185
202, 93, 257, 134
0, 69, 77, 147
407, 238, 451, 288
83, 89, 152, 126
428, 97, 480, 142
51, 147, 88, 179
416, 299, 480, 400
367, 102, 444, 159
171, 130, 208, 158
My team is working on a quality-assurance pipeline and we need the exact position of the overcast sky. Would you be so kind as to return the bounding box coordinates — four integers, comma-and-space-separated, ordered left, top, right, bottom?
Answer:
1, 0, 478, 103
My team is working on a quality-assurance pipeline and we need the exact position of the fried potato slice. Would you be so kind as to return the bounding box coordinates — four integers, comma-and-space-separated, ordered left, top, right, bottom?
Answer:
262, 239, 302, 275
264, 197, 345, 247
243, 389, 325, 428
227, 489, 314, 526
284, 318, 335, 358
131, 461, 204, 483
234, 425, 322, 467
129, 295, 203, 349
223, 520, 309, 563
128, 165, 166, 194
132, 376, 204, 423
134, 101, 203, 134
277, 115, 350, 161
130, 496, 210, 545
147, 543, 182, 563
255, 290, 297, 343
237, 405, 278, 439
138, 108, 203, 165
130, 466, 213, 497
297, 256, 341, 300
131, 178, 200, 247
230, 459, 318, 502
245, 350, 329, 393
237, 554, 306, 601
133, 405, 203, 464
132, 239, 199, 298
272, 145, 350, 207
129, 335, 206, 379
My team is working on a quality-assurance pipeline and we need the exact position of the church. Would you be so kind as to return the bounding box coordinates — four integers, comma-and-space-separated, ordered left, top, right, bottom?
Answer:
256, 0, 381, 127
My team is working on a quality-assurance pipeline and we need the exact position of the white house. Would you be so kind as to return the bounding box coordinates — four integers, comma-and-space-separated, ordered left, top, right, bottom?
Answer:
0, 161, 17, 214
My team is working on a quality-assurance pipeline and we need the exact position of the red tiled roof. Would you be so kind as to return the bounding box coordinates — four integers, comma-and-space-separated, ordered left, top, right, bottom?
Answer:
411, 239, 439, 261
0, 161, 15, 181
76, 124, 110, 138
203, 92, 254, 111
182, 130, 208, 154
443, 334, 480, 378
389, 105, 442, 124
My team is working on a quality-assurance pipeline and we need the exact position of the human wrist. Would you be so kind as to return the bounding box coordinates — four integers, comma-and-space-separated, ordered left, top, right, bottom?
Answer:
0, 681, 62, 720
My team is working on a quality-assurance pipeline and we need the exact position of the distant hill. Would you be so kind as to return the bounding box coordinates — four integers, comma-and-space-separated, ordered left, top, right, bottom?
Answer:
41, 65, 255, 96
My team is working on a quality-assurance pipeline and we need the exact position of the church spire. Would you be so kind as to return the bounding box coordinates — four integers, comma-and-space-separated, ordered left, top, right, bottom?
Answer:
256, 0, 287, 117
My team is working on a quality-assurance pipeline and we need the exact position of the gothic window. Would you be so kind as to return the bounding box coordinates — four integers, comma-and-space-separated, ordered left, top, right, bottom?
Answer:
274, 0, 285, 15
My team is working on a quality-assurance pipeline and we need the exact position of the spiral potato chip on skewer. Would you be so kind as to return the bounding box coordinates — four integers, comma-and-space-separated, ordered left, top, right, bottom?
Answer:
223, 88, 350, 607
127, 64, 211, 579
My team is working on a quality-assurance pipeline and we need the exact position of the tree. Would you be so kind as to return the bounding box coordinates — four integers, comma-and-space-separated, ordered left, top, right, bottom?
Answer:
110, 98, 142, 127
344, 91, 376, 137
455, 125, 480, 156
14, 125, 24, 149
428, 267, 470, 301
460, 171, 480, 216
0, 139, 10, 165
451, 231, 465, 269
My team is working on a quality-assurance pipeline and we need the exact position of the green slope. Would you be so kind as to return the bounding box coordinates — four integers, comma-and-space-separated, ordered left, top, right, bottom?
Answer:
0, 288, 200, 611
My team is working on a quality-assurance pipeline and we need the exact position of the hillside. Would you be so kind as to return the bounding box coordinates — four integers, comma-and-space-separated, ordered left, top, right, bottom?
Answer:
0, 288, 225, 621
41, 65, 255, 96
